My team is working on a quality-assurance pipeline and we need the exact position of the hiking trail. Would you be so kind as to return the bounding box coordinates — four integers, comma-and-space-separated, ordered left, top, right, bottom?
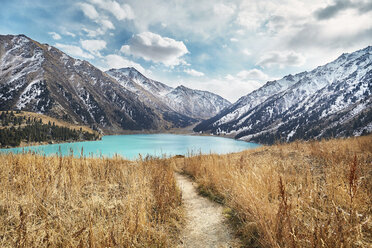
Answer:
175, 173, 241, 248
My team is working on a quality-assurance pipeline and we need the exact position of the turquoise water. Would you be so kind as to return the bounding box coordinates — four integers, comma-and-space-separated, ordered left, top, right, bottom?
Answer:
0, 134, 260, 159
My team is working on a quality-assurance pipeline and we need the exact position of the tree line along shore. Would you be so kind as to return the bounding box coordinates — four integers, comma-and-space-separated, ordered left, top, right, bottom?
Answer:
0, 111, 99, 148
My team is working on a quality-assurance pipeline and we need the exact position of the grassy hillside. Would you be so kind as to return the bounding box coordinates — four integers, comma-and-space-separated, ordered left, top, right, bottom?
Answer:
173, 135, 372, 247
0, 111, 96, 133
0, 154, 182, 247
0, 111, 100, 147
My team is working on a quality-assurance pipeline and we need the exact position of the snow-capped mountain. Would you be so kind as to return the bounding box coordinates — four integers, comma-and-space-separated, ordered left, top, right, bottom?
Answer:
0, 34, 182, 132
0, 34, 231, 133
106, 68, 231, 119
194, 46, 372, 144
165, 85, 231, 119
107, 67, 172, 97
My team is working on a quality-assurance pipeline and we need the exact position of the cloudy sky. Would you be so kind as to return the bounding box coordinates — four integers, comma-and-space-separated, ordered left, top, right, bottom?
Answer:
1, 0, 371, 102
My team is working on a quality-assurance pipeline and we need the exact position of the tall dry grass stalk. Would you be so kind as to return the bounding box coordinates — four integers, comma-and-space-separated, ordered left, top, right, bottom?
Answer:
175, 135, 372, 247
0, 153, 182, 247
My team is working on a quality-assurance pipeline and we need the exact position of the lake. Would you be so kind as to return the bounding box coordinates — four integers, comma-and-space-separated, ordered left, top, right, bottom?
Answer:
0, 134, 260, 159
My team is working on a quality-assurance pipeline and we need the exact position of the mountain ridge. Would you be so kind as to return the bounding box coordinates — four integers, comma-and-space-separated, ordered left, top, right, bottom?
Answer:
0, 34, 231, 134
194, 46, 372, 144
106, 68, 231, 120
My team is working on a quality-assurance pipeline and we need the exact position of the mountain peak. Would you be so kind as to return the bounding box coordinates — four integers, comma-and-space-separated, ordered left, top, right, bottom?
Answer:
118, 67, 140, 73
108, 67, 141, 75
360, 45, 372, 52
117, 67, 142, 75
105, 66, 230, 120
0, 34, 29, 39
175, 85, 189, 90
107, 67, 150, 83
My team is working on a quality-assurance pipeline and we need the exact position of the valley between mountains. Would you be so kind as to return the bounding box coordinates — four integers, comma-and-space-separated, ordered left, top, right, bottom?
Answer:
0, 34, 371, 145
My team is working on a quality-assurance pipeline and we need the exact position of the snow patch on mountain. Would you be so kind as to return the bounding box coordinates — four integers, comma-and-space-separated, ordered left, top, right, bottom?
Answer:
16, 79, 44, 109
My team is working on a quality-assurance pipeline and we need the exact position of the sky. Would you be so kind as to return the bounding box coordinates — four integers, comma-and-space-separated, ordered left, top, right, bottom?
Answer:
1, 0, 371, 102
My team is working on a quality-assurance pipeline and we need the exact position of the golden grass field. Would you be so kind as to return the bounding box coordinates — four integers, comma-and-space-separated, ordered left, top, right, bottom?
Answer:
174, 135, 372, 247
0, 134, 371, 247
0, 154, 182, 247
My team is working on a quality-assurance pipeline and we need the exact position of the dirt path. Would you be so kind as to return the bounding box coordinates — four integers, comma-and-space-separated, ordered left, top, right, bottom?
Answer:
175, 173, 241, 248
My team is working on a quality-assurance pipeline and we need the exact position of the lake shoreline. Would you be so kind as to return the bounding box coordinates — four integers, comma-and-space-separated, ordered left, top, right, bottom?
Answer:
0, 127, 244, 149
0, 134, 260, 160
0, 136, 102, 149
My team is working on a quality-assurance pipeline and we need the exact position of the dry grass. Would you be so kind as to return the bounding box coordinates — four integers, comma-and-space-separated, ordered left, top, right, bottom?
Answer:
175, 135, 372, 247
1, 134, 371, 247
0, 153, 182, 247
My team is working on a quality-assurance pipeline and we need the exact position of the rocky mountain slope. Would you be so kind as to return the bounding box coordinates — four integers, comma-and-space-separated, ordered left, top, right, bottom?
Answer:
0, 34, 230, 133
106, 68, 231, 119
0, 34, 166, 133
194, 46, 372, 144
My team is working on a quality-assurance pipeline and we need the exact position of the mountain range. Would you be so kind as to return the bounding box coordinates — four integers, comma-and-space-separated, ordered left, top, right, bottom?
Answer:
106, 68, 230, 120
1, 34, 370, 143
194, 46, 372, 144
0, 34, 230, 133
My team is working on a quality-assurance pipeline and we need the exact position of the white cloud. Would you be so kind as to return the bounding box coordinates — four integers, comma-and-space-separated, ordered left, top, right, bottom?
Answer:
225, 74, 235, 80
243, 49, 251, 56
265, 15, 287, 33
208, 69, 271, 100
175, 77, 264, 102
48, 32, 61, 40
237, 69, 269, 81
89, 0, 135, 20
214, 79, 263, 102
231, 0, 371, 69
213, 3, 236, 19
100, 19, 115, 30
257, 51, 306, 68
288, 11, 372, 51
55, 43, 94, 59
230, 38, 238, 42
125, 0, 242, 39
236, 29, 245, 35
78, 3, 99, 20
121, 32, 188, 66
63, 31, 76, 37
82, 27, 104, 37
235, 1, 313, 31
104, 54, 145, 73
314, 0, 354, 20
236, 2, 264, 30
224, 68, 270, 82
184, 69, 204, 77
78, 2, 115, 35
80, 39, 107, 56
